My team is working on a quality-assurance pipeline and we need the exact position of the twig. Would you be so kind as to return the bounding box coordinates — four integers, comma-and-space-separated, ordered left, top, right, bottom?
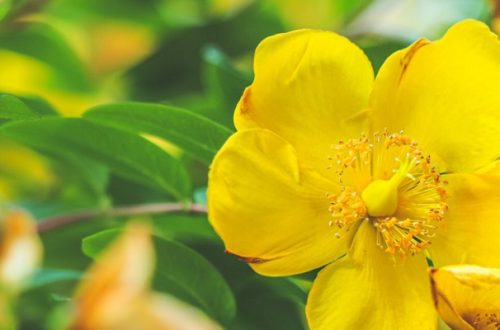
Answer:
37, 202, 207, 233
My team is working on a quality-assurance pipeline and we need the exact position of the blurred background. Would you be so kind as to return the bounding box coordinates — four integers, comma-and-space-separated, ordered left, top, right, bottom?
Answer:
0, 0, 497, 329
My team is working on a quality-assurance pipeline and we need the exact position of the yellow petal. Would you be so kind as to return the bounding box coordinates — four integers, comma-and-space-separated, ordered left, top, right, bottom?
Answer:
370, 19, 500, 173
208, 129, 349, 276
235, 29, 373, 177
429, 265, 500, 330
72, 222, 154, 329
428, 168, 500, 269
306, 221, 437, 329
0, 209, 42, 289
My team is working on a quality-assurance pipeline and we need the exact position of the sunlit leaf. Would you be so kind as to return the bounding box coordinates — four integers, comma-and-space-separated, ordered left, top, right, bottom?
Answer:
84, 102, 233, 164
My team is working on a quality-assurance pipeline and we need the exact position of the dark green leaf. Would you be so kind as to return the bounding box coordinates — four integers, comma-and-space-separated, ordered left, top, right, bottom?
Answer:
18, 95, 59, 116
82, 229, 237, 325
232, 280, 307, 330
84, 102, 232, 164
202, 46, 252, 127
152, 214, 218, 242
126, 3, 284, 100
49, 152, 109, 198
0, 117, 191, 200
361, 39, 408, 73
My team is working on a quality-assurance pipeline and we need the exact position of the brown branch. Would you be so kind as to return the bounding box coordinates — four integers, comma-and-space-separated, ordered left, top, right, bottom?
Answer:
37, 202, 207, 233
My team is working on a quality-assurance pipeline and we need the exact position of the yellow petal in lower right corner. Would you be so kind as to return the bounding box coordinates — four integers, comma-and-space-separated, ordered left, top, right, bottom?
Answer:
429, 265, 500, 330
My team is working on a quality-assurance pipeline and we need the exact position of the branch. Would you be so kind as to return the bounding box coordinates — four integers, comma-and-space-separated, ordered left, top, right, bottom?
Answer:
37, 202, 207, 233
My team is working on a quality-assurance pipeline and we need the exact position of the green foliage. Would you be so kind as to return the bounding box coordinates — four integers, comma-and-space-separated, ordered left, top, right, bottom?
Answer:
85, 102, 233, 164
126, 3, 283, 100
0, 94, 40, 120
1, 117, 191, 200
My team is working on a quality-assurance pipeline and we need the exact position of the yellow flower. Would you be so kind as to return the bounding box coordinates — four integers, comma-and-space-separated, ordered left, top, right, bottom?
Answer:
429, 265, 500, 330
208, 19, 500, 329
0, 209, 42, 290
70, 222, 220, 330
0, 209, 42, 329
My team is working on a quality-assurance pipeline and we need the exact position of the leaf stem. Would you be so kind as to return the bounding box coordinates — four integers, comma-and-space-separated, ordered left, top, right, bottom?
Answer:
37, 202, 207, 233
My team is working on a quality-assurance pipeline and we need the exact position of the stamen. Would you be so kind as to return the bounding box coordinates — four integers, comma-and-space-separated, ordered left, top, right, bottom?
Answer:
327, 130, 448, 258
472, 312, 500, 329
327, 186, 367, 239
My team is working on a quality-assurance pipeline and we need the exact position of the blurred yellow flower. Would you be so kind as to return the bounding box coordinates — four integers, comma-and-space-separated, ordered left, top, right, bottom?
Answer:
208, 19, 500, 329
0, 50, 99, 116
71, 222, 220, 330
46, 19, 155, 77
0, 209, 42, 290
430, 265, 500, 330
0, 209, 42, 329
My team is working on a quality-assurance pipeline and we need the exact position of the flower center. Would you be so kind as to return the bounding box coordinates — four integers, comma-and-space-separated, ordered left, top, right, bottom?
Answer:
327, 130, 448, 257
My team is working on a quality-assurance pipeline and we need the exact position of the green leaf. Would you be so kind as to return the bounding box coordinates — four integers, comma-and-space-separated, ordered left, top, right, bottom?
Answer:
41, 217, 114, 270
84, 102, 233, 164
82, 229, 237, 325
232, 277, 307, 330
0, 117, 191, 200
334, 0, 373, 22
0, 94, 40, 120
247, 276, 307, 305
48, 152, 109, 198
152, 214, 218, 242
26, 269, 82, 290
18, 95, 59, 116
0, 0, 11, 22
233, 292, 306, 330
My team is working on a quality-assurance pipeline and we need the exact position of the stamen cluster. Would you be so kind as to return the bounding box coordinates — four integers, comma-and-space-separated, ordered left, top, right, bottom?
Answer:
472, 312, 500, 329
326, 130, 448, 258
327, 187, 367, 239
